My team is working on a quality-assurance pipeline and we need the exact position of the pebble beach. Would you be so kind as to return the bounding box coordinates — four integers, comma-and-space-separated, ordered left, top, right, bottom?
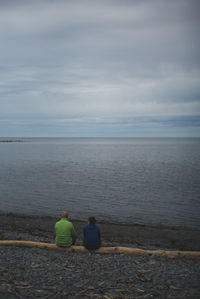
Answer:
0, 213, 200, 298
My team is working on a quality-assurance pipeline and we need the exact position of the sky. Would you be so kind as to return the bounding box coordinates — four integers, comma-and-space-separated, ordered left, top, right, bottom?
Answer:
0, 0, 200, 137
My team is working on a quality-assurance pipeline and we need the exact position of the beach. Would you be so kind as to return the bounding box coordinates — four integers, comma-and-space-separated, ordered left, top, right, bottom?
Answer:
0, 213, 200, 298
1, 213, 200, 250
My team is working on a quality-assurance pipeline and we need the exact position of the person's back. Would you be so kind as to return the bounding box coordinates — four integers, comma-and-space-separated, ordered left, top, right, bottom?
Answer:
84, 217, 101, 250
55, 211, 76, 247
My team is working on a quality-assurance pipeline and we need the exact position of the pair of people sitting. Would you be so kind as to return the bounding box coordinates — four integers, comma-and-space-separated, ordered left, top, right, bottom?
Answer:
55, 211, 101, 250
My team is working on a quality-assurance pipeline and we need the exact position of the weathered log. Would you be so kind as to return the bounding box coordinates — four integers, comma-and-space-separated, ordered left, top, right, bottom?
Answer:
0, 240, 200, 260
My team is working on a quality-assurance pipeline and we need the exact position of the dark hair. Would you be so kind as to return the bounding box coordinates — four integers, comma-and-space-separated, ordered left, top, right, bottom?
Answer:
88, 217, 96, 224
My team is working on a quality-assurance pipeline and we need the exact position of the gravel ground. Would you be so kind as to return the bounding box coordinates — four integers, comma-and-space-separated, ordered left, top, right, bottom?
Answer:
1, 213, 200, 298
0, 246, 200, 299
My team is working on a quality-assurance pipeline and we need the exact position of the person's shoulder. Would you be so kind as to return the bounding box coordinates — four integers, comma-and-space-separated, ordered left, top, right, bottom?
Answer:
67, 219, 74, 226
55, 219, 61, 228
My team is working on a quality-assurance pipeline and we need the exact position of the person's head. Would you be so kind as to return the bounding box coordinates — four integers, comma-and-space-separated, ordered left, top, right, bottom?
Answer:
61, 211, 69, 218
88, 217, 96, 225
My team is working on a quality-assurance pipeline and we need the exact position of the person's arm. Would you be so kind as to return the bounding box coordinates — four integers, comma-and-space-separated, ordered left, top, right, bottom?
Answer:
98, 227, 101, 247
98, 227, 101, 240
71, 224, 77, 237
71, 224, 77, 245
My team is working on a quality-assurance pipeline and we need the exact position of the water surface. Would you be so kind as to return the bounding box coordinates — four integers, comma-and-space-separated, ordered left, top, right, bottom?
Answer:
0, 138, 200, 229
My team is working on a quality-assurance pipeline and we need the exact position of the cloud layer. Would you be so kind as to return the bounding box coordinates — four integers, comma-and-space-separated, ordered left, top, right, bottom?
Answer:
0, 0, 200, 136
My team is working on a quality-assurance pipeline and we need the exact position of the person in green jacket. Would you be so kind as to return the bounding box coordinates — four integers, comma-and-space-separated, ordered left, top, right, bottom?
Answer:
55, 211, 77, 247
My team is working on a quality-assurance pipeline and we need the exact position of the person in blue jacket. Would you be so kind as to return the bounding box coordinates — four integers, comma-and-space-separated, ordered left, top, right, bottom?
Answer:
83, 217, 101, 250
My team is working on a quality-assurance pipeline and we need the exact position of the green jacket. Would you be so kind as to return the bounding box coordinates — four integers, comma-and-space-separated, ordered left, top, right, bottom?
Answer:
55, 218, 76, 245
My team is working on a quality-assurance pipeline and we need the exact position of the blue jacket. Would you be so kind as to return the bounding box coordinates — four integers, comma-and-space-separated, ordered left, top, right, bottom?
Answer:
84, 224, 101, 249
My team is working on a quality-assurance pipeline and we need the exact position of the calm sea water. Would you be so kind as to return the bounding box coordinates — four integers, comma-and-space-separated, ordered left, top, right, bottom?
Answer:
0, 138, 200, 229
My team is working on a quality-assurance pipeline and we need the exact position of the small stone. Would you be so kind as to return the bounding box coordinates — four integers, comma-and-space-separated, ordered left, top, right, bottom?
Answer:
87, 286, 95, 290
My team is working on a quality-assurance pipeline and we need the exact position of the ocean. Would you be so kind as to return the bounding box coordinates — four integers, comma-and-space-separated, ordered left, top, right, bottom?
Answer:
0, 138, 200, 229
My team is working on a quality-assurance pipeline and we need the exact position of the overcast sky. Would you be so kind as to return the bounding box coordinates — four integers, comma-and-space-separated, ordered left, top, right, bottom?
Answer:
0, 0, 200, 137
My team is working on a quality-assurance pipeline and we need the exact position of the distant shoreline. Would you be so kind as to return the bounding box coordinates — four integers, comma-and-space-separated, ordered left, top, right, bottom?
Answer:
0, 139, 24, 143
1, 137, 200, 140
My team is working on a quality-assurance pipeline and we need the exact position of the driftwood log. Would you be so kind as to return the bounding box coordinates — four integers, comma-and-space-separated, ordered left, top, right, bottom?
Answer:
1, 240, 200, 260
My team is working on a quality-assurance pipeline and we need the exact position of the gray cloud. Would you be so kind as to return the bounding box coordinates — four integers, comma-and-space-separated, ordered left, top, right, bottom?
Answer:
0, 0, 199, 136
